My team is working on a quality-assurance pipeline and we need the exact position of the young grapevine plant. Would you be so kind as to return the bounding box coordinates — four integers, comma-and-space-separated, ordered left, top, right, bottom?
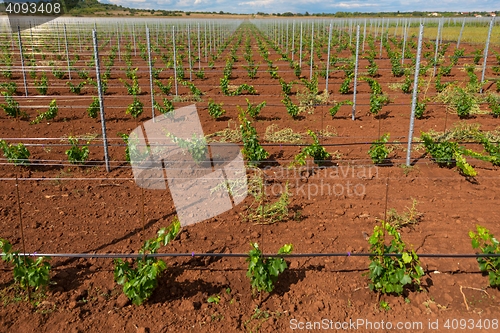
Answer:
364, 77, 389, 115
30, 99, 58, 124
65, 137, 89, 164
366, 220, 424, 295
0, 140, 30, 166
414, 99, 427, 119
469, 225, 500, 288
154, 98, 174, 114
420, 132, 480, 177
245, 99, 266, 118
279, 78, 293, 96
165, 132, 208, 164
281, 95, 300, 119
207, 99, 225, 119
246, 243, 293, 295
293, 130, 330, 166
239, 110, 269, 166
117, 132, 131, 162
87, 97, 100, 119
114, 218, 181, 305
0, 238, 51, 291
368, 133, 390, 165
0, 95, 21, 118
329, 100, 353, 117
126, 97, 144, 118
34, 73, 48, 95
67, 81, 86, 95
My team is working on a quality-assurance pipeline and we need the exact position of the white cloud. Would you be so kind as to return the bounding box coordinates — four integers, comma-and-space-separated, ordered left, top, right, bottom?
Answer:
238, 0, 277, 8
334, 2, 378, 9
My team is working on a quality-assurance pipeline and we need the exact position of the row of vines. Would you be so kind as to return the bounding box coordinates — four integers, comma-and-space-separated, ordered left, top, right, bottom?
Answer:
0, 19, 499, 170
0, 17, 500, 313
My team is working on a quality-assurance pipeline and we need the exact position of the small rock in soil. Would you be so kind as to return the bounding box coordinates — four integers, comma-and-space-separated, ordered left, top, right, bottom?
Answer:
136, 328, 149, 333
428, 302, 438, 312
180, 299, 195, 312
70, 289, 88, 302
50, 286, 65, 295
313, 300, 325, 311
115, 294, 130, 308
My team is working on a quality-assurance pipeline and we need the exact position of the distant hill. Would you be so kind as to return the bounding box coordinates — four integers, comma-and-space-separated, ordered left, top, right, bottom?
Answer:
65, 0, 184, 17
0, 0, 185, 17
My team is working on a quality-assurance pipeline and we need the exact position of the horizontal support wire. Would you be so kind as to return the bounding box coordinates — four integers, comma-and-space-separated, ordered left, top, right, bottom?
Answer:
0, 141, 496, 147
3, 252, 500, 259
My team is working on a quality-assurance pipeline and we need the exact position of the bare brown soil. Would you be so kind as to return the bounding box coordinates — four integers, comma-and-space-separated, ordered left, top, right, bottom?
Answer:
1, 20, 500, 333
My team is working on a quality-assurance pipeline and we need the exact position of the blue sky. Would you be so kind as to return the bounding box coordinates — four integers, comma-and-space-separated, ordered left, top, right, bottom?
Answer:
101, 0, 499, 14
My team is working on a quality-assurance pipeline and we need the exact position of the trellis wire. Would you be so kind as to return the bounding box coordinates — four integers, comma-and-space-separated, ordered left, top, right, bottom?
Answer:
6, 252, 500, 259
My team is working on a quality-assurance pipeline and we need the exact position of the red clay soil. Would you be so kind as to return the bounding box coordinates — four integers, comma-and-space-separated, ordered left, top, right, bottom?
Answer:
1, 20, 500, 333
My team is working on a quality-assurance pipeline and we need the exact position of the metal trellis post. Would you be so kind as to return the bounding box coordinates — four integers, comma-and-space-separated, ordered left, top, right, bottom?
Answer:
92, 29, 110, 172
352, 25, 360, 121
406, 24, 424, 167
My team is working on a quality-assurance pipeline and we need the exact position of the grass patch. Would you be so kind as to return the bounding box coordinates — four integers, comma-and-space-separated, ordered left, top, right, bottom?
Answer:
404, 25, 500, 46
388, 82, 404, 91
264, 124, 303, 143
384, 198, 423, 229
297, 89, 330, 114
318, 125, 337, 138
206, 121, 242, 143
424, 122, 500, 143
